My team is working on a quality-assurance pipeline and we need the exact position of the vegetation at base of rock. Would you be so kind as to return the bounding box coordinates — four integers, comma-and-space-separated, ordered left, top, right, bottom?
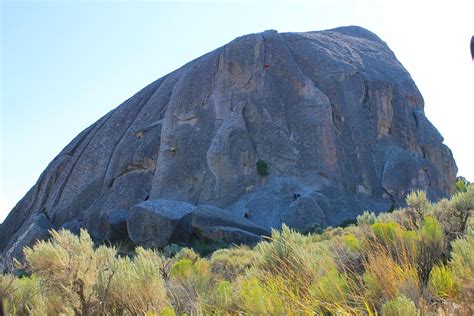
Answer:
1, 185, 473, 315
256, 159, 268, 176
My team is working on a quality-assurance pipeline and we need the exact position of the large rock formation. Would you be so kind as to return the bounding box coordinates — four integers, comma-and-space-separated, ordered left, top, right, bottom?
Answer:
0, 26, 457, 263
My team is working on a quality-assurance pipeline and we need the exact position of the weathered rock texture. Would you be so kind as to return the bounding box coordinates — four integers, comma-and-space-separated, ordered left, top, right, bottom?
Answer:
0, 26, 457, 262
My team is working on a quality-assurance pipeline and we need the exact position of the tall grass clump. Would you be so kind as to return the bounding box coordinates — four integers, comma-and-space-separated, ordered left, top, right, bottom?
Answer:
428, 265, 460, 299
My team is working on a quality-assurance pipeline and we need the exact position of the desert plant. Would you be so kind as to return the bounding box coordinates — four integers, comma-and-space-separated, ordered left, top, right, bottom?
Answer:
174, 247, 200, 262
357, 211, 377, 226
380, 294, 419, 316
210, 246, 256, 280
256, 159, 268, 176
416, 216, 445, 286
428, 265, 460, 299
449, 236, 474, 281
455, 176, 470, 193
0, 273, 63, 315
342, 233, 362, 252
238, 276, 286, 314
168, 257, 214, 313
23, 229, 117, 315
107, 247, 170, 314
309, 267, 352, 309
405, 191, 431, 230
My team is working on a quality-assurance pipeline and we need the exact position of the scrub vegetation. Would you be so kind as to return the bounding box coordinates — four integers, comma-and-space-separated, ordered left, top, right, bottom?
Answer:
1, 185, 473, 315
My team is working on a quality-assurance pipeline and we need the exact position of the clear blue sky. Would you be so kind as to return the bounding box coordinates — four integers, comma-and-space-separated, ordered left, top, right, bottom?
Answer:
1, 0, 473, 223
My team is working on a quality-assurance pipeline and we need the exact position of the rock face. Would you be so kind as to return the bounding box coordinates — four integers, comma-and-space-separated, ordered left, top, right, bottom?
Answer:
127, 200, 269, 248
0, 26, 457, 263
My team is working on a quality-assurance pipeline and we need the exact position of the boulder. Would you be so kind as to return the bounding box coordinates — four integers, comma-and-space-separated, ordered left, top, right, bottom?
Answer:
1, 26, 457, 260
184, 205, 269, 236
1, 213, 53, 271
127, 199, 195, 248
104, 209, 129, 242
280, 195, 327, 232
202, 226, 262, 245
61, 218, 82, 235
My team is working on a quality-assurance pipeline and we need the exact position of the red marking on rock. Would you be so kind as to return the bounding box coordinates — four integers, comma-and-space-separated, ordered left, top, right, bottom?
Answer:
263, 64, 270, 70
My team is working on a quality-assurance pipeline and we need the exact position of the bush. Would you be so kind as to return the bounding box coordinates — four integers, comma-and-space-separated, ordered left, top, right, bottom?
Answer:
210, 246, 256, 280
371, 222, 399, 245
380, 294, 419, 316
238, 276, 286, 314
406, 191, 430, 229
357, 211, 377, 226
431, 185, 473, 242
23, 229, 117, 314
169, 257, 214, 313
342, 233, 362, 252
428, 265, 460, 299
107, 247, 169, 314
309, 268, 351, 310
256, 160, 268, 176
455, 176, 470, 193
417, 216, 445, 286
188, 239, 230, 257
0, 274, 63, 315
449, 236, 474, 281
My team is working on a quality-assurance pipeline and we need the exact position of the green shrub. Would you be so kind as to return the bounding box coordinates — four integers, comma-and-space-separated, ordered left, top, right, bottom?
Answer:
210, 246, 256, 280
252, 225, 329, 282
455, 176, 470, 193
428, 265, 460, 299
406, 190, 431, 229
417, 216, 445, 286
309, 268, 351, 309
169, 257, 214, 313
0, 274, 63, 315
380, 294, 419, 316
256, 160, 268, 176
210, 280, 234, 312
371, 222, 399, 245
357, 211, 377, 226
174, 247, 199, 262
107, 247, 169, 314
449, 186, 473, 234
449, 236, 474, 281
238, 276, 285, 314
343, 233, 362, 252
431, 185, 472, 242
23, 229, 117, 314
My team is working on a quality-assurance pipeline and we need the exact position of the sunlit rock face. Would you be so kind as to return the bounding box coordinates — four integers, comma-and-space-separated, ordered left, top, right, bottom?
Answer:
0, 26, 457, 262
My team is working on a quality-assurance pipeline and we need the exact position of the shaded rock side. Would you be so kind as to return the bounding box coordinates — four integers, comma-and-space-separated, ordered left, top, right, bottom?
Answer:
0, 26, 457, 259
127, 199, 269, 248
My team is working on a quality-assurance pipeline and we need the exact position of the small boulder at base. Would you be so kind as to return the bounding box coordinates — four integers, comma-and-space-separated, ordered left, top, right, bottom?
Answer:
186, 205, 269, 237
202, 226, 262, 245
127, 199, 195, 248
2, 213, 53, 270
104, 209, 129, 242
